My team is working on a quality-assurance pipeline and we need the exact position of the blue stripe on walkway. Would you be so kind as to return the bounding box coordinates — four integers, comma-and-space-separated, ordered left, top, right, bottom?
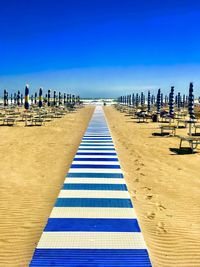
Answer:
67, 173, 123, 178
78, 148, 115, 150
44, 218, 141, 232
62, 183, 127, 190
55, 198, 132, 207
80, 144, 114, 146
76, 152, 117, 155
73, 158, 118, 161
70, 164, 120, 169
30, 249, 152, 267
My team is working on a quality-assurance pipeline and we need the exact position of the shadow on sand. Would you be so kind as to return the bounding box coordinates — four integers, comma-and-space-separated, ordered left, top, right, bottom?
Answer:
169, 147, 196, 155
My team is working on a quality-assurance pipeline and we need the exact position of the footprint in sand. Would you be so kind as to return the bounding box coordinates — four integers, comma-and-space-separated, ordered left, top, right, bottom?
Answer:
134, 178, 139, 183
156, 203, 166, 211
156, 222, 167, 233
147, 212, 155, 220
145, 194, 153, 200
140, 173, 145, 176
142, 187, 151, 191
136, 167, 140, 171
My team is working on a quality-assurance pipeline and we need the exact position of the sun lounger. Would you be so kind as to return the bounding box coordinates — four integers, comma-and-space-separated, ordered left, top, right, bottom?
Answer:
177, 135, 200, 152
194, 125, 200, 134
3, 117, 16, 126
177, 119, 197, 128
160, 125, 176, 136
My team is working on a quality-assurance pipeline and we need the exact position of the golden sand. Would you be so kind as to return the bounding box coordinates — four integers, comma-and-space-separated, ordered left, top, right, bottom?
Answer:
104, 106, 200, 267
0, 106, 94, 267
1, 105, 200, 266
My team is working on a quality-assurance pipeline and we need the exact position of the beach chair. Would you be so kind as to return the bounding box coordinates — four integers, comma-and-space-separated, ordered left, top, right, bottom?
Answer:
3, 117, 16, 126
160, 125, 176, 136
177, 135, 200, 153
194, 125, 200, 135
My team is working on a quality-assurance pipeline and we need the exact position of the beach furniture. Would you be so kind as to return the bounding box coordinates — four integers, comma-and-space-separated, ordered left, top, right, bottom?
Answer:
3, 117, 16, 126
30, 106, 152, 267
160, 125, 176, 136
194, 124, 200, 135
177, 135, 200, 152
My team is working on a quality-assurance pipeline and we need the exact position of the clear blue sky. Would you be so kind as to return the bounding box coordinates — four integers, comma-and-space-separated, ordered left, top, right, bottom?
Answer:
1, 0, 200, 97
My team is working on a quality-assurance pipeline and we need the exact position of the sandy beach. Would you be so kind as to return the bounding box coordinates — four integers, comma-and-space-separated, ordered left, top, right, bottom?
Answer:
0, 104, 200, 266
0, 106, 94, 267
104, 106, 200, 267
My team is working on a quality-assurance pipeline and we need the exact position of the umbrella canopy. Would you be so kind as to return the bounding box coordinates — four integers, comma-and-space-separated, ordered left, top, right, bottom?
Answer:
169, 86, 175, 118
156, 89, 161, 114
188, 82, 195, 120
38, 88, 43, 108
53, 90, 56, 106
24, 85, 30, 110
10, 93, 13, 104
147, 90, 151, 113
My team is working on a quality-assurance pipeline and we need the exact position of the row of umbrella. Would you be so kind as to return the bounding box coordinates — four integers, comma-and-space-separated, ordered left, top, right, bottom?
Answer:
3, 85, 80, 109
118, 83, 195, 119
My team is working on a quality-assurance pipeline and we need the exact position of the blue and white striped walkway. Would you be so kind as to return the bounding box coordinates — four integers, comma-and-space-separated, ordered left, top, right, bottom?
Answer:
30, 106, 152, 267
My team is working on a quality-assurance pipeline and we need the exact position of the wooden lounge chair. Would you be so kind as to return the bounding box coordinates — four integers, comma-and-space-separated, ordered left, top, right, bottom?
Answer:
177, 135, 200, 152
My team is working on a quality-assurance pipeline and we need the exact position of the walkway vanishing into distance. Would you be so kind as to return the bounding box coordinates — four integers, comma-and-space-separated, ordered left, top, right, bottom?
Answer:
30, 106, 152, 267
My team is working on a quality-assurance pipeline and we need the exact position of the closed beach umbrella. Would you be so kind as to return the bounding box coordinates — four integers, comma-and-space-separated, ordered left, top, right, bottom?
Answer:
48, 89, 51, 106
156, 89, 161, 114
177, 92, 181, 111
141, 92, 144, 107
183, 94, 186, 107
10, 93, 13, 105
136, 93, 139, 108
21, 94, 23, 105
59, 92, 62, 105
164, 95, 168, 105
188, 83, 195, 120
17, 91, 20, 106
38, 88, 43, 108
64, 93, 66, 104
161, 93, 163, 108
72, 94, 75, 105
128, 95, 131, 106
53, 90, 56, 106
31, 95, 34, 105
169, 86, 175, 118
132, 93, 135, 107
14, 93, 17, 105
24, 84, 29, 110
124, 95, 127, 106
35, 92, 37, 104
147, 90, 151, 113
4, 90, 7, 107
